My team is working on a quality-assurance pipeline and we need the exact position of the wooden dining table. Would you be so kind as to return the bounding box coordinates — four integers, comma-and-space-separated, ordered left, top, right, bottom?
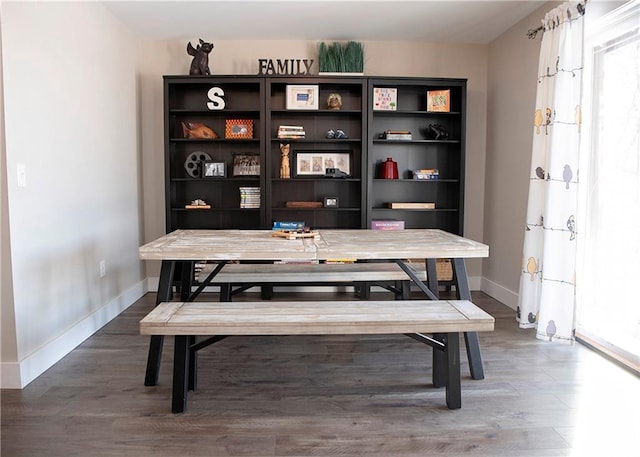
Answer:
139, 228, 490, 386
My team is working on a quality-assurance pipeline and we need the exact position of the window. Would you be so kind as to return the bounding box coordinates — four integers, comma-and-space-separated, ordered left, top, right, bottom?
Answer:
577, 0, 640, 372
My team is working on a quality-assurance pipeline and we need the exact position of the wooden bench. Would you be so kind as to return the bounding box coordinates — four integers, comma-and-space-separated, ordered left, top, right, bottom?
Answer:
140, 299, 495, 413
196, 262, 429, 301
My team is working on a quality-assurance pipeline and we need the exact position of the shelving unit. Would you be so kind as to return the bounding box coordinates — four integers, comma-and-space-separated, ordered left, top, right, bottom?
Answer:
367, 77, 467, 234
265, 77, 367, 229
163, 75, 466, 235
164, 76, 265, 231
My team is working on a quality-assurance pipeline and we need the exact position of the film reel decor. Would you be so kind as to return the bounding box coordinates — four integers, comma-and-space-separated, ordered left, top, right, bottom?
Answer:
184, 151, 212, 178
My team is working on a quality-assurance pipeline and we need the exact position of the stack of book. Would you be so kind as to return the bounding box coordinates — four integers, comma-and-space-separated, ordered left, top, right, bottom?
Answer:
412, 168, 439, 180
277, 125, 305, 139
383, 130, 412, 140
239, 187, 260, 208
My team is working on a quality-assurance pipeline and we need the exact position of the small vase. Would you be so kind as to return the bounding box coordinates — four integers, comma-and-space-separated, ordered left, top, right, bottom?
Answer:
380, 158, 399, 179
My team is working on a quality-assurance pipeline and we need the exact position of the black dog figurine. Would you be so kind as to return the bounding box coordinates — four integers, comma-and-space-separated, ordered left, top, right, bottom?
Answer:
187, 39, 213, 75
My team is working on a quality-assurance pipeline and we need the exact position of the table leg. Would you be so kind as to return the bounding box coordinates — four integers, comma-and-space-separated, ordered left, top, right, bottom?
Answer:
179, 262, 199, 391
425, 259, 440, 299
445, 332, 461, 409
144, 260, 176, 386
172, 335, 189, 414
395, 260, 438, 301
180, 261, 194, 301
452, 258, 485, 380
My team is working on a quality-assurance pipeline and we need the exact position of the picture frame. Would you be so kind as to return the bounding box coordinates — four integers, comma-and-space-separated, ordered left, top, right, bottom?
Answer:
323, 197, 339, 208
202, 161, 226, 178
427, 89, 451, 112
225, 119, 253, 139
286, 85, 319, 110
232, 153, 260, 176
372, 87, 397, 111
294, 150, 351, 177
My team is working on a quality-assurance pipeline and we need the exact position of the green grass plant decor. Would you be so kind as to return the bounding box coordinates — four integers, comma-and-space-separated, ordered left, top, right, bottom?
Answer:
318, 41, 364, 73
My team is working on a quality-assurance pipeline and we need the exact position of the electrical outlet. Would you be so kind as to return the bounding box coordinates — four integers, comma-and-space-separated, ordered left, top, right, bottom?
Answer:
99, 260, 106, 278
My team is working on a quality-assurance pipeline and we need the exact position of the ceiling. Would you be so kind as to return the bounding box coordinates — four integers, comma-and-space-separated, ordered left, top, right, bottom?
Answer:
101, 0, 547, 44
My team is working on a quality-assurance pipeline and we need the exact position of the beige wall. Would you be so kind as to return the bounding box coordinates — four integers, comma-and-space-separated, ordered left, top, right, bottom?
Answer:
482, 2, 555, 308
482, 1, 626, 309
1, 1, 144, 387
0, 6, 19, 371
139, 39, 489, 284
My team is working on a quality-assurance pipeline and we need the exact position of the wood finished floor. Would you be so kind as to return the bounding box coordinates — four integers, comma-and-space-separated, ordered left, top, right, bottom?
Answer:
2, 291, 639, 457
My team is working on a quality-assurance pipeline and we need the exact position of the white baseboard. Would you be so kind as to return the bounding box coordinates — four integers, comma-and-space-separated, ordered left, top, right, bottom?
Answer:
480, 277, 518, 310
0, 280, 147, 389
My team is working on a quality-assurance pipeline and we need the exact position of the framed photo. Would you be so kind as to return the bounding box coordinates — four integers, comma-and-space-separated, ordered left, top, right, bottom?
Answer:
232, 153, 260, 176
373, 87, 397, 111
202, 161, 226, 178
294, 150, 351, 177
427, 89, 451, 112
323, 197, 339, 208
286, 85, 319, 110
225, 119, 253, 139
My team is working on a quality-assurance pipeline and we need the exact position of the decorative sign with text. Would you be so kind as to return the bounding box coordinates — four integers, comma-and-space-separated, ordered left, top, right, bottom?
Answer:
257, 59, 314, 76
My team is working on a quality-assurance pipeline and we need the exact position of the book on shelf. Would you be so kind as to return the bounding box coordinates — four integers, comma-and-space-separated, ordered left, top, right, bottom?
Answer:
383, 130, 412, 140
239, 186, 260, 208
277, 134, 306, 139
412, 169, 439, 180
387, 202, 435, 209
285, 201, 323, 208
371, 219, 405, 230
277, 125, 305, 139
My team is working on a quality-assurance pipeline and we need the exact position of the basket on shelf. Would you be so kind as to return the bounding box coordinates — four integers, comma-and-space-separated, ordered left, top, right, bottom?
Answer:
436, 259, 454, 281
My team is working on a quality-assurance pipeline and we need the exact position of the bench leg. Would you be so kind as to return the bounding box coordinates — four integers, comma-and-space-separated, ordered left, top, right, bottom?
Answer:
452, 258, 485, 380
399, 280, 410, 300
188, 335, 197, 391
432, 333, 446, 388
219, 284, 232, 302
261, 285, 274, 300
445, 332, 461, 409
145, 260, 176, 386
172, 335, 190, 414
358, 282, 371, 300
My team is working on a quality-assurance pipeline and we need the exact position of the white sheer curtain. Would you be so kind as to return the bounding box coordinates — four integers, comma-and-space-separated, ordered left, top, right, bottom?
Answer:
517, 1, 586, 343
